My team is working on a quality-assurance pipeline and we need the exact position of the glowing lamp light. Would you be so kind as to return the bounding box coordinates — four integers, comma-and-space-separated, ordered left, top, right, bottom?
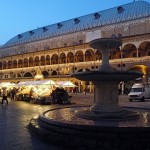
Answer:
34, 68, 43, 80
34, 74, 43, 80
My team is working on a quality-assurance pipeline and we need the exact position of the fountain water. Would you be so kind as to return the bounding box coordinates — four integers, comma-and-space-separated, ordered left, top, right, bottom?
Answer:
29, 38, 150, 150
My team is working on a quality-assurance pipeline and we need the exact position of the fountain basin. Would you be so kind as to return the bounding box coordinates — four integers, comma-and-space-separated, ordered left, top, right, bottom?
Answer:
29, 106, 150, 149
89, 38, 122, 49
71, 70, 142, 82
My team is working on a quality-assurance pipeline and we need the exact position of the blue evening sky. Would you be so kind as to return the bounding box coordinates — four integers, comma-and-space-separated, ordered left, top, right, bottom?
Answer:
0, 0, 150, 45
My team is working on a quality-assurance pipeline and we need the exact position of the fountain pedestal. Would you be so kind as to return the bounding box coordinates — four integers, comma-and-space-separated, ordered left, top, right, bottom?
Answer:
91, 82, 120, 112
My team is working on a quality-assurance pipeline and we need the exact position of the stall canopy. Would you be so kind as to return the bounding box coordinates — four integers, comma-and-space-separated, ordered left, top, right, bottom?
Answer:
57, 81, 76, 87
0, 82, 16, 87
17, 80, 57, 86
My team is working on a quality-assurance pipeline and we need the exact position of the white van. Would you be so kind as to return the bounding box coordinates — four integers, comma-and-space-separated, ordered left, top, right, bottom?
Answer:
128, 83, 150, 102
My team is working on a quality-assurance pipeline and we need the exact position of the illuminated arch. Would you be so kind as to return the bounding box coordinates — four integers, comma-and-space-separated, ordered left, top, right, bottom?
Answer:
24, 58, 28, 67
51, 54, 58, 64
29, 57, 33, 67
122, 44, 137, 58
59, 53, 66, 64
67, 52, 74, 63
75, 50, 83, 62
34, 56, 40, 66
46, 55, 50, 65
24, 72, 32, 77
12, 60, 17, 68
40, 56, 45, 66
139, 41, 150, 56
95, 50, 102, 60
42, 71, 49, 77
8, 60, 12, 69
18, 59, 23, 68
51, 70, 57, 75
85, 49, 94, 61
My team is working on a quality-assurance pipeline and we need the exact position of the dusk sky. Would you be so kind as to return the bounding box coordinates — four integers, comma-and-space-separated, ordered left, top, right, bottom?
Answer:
0, 0, 150, 45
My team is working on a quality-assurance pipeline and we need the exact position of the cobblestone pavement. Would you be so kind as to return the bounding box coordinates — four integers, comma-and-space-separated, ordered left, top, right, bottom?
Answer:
0, 93, 150, 150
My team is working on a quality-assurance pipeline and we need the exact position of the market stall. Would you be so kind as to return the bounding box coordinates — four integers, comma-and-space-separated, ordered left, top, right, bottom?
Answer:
16, 80, 57, 104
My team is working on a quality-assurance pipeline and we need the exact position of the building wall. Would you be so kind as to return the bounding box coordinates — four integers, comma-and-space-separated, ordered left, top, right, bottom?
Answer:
0, 10, 150, 92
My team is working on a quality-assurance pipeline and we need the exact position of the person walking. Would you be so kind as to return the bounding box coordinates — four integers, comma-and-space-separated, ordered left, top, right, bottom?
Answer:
1, 87, 8, 105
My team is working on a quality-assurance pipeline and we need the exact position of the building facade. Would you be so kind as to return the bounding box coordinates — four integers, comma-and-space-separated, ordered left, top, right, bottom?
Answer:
0, 1, 150, 92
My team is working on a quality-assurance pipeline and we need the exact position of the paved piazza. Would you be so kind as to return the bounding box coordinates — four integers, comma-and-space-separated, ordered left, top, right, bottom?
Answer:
1, 93, 150, 150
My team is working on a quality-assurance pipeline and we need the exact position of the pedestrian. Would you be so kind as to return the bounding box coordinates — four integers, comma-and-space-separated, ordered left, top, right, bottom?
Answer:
10, 87, 16, 101
1, 87, 8, 105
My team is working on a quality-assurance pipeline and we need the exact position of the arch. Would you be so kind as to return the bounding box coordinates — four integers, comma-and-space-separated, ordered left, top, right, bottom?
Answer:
17, 73, 22, 77
67, 52, 74, 63
0, 62, 2, 70
59, 53, 66, 64
85, 68, 90, 71
139, 41, 150, 56
78, 69, 83, 72
46, 55, 50, 65
24, 58, 28, 67
34, 56, 40, 66
18, 59, 23, 68
51, 70, 57, 75
8, 60, 12, 69
42, 71, 49, 77
122, 44, 137, 58
24, 72, 32, 77
128, 65, 147, 74
51, 54, 58, 65
29, 57, 33, 67
85, 49, 94, 61
12, 60, 17, 68
75, 50, 84, 62
110, 47, 122, 59
3, 61, 7, 69
148, 51, 150, 56
95, 50, 102, 60
128, 65, 149, 82
40, 55, 45, 66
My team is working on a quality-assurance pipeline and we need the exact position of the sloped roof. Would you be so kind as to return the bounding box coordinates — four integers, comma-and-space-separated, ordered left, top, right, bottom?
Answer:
2, 1, 150, 48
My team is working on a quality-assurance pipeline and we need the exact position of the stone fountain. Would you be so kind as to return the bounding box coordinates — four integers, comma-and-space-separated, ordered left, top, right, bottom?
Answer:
29, 38, 150, 150
73, 38, 142, 120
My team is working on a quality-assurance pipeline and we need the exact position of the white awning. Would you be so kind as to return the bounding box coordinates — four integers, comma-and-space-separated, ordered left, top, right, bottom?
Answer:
57, 81, 76, 87
17, 80, 57, 86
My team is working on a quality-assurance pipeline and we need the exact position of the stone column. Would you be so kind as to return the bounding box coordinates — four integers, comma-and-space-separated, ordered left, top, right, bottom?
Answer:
99, 49, 111, 71
91, 81, 121, 112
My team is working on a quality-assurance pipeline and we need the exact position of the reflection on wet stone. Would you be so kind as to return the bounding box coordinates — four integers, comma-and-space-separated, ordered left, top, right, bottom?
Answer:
44, 107, 150, 127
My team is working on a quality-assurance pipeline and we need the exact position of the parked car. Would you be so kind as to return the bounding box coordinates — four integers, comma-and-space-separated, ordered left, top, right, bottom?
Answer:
128, 83, 150, 102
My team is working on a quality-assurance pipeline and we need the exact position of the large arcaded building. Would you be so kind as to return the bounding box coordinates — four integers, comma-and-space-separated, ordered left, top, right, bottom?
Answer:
0, 1, 150, 92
